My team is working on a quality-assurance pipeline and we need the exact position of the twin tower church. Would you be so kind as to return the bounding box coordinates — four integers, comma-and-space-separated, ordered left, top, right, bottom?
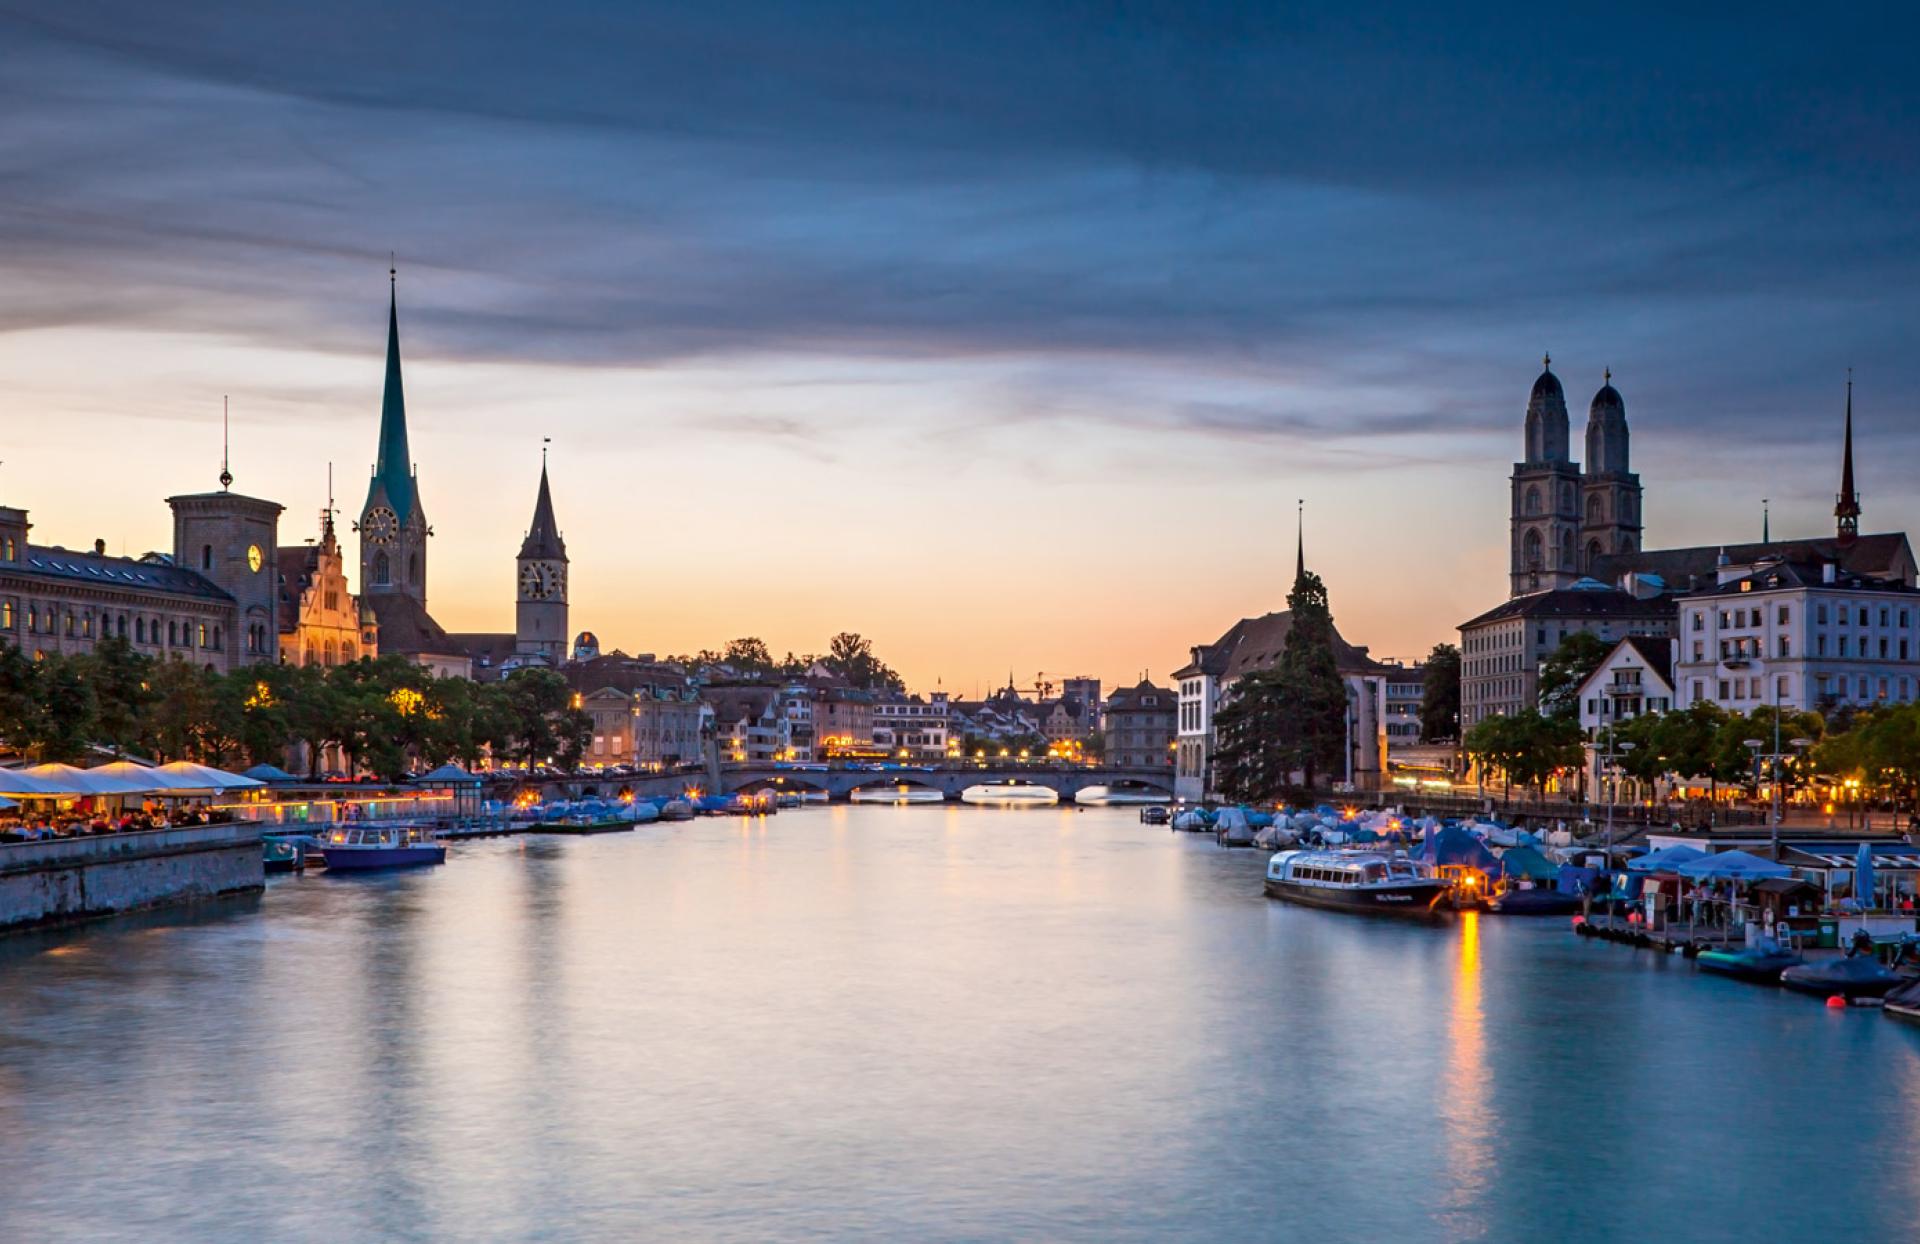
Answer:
1508, 356, 1643, 596
357, 274, 574, 678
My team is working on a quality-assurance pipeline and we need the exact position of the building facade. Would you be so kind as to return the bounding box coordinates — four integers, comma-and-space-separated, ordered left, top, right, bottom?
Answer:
1, 485, 283, 674
569, 655, 704, 769
277, 508, 377, 667
872, 692, 950, 758
1459, 584, 1676, 727
1103, 681, 1175, 771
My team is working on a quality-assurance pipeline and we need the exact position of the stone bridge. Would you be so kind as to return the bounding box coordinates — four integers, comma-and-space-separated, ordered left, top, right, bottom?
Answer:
511, 765, 1175, 804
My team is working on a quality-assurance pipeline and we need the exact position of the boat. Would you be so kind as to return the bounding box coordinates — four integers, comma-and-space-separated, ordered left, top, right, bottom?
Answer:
1139, 806, 1170, 825
1263, 849, 1453, 920
1215, 807, 1257, 848
315, 824, 446, 872
1779, 955, 1902, 1000
1886, 977, 1920, 1025
959, 784, 1058, 806
1695, 941, 1804, 984
658, 799, 695, 821
1171, 808, 1211, 832
262, 837, 302, 873
1485, 885, 1582, 916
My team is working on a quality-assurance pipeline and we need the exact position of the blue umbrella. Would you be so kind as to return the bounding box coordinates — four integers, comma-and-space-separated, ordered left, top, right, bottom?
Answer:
1856, 841, 1876, 910
1628, 844, 1708, 873
1677, 849, 1792, 881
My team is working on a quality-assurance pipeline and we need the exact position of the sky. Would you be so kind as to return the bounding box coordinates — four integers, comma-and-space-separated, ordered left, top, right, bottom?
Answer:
4, 2, 1920, 696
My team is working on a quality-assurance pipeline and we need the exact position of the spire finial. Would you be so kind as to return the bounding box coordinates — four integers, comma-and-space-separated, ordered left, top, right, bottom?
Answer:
1762, 497, 1770, 545
1836, 370, 1860, 544
219, 395, 233, 490
543, 435, 550, 469
1542, 350, 1551, 371
390, 251, 396, 287
1295, 498, 1305, 584
1603, 365, 1611, 385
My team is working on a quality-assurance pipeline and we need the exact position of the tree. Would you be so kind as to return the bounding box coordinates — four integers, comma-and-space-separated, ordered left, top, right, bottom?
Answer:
1418, 643, 1461, 742
1210, 569, 1350, 800
1537, 632, 1611, 720
31, 656, 99, 763
498, 668, 590, 770
1465, 710, 1582, 803
822, 632, 905, 692
78, 636, 154, 756
143, 658, 218, 762
722, 637, 775, 676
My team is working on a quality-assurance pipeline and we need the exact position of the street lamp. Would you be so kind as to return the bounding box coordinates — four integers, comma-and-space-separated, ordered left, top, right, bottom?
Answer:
1599, 725, 1635, 876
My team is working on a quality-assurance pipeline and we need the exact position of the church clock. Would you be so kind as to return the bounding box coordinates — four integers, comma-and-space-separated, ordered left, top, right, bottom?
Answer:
362, 505, 399, 545
520, 562, 550, 599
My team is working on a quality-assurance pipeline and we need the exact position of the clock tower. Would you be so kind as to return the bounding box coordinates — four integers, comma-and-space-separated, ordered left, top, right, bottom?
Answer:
515, 453, 569, 665
359, 269, 431, 608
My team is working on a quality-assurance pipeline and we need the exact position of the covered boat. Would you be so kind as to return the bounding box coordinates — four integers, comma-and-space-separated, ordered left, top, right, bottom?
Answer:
1263, 849, 1452, 920
1780, 955, 1901, 1000
1215, 807, 1256, 848
1885, 976, 1920, 1025
1695, 939, 1804, 985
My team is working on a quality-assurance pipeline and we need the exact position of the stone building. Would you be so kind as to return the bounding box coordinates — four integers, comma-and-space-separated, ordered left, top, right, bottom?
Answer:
277, 506, 377, 666
1458, 584, 1676, 728
1509, 358, 1643, 596
872, 692, 950, 758
1102, 681, 1175, 771
0, 482, 283, 673
568, 654, 704, 769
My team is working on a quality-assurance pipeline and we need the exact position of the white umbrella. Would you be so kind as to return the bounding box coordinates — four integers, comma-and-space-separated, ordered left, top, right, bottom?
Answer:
21, 763, 155, 796
153, 761, 264, 791
0, 767, 75, 796
90, 760, 219, 793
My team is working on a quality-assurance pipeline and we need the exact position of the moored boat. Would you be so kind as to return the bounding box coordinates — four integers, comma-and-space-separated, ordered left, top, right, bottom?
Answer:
1695, 942, 1804, 985
1486, 885, 1581, 916
316, 824, 446, 871
1886, 977, 1920, 1024
1780, 955, 1901, 1000
1263, 849, 1452, 920
1139, 806, 1170, 825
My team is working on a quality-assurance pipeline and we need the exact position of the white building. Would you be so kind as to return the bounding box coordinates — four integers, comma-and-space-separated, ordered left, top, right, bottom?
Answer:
1671, 558, 1920, 715
1574, 636, 1676, 800
872, 692, 951, 758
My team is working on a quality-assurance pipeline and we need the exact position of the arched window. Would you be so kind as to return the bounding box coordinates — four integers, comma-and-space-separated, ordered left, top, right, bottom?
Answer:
373, 552, 390, 586
1587, 494, 1603, 525
135, 617, 145, 643
1560, 484, 1574, 513
1559, 529, 1575, 570
1524, 486, 1541, 516
1523, 529, 1542, 569
1586, 539, 1602, 570
201, 544, 213, 570
408, 553, 419, 585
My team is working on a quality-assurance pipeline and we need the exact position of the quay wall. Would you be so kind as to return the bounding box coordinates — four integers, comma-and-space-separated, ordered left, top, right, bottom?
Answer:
0, 823, 264, 933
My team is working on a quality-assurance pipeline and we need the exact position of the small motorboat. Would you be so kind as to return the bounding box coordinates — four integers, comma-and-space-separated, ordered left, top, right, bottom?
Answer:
316, 825, 446, 872
1695, 941, 1804, 985
1171, 808, 1211, 833
1885, 977, 1920, 1025
1264, 849, 1453, 920
1486, 885, 1582, 916
1780, 955, 1901, 1000
262, 836, 302, 873
658, 799, 695, 822
1139, 806, 1170, 826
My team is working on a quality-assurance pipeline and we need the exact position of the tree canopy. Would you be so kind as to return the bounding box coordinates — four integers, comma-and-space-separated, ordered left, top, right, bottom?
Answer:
1212, 569, 1350, 801
1418, 642, 1461, 742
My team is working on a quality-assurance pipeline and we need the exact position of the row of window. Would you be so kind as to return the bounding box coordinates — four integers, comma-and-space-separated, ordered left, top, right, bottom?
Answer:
2, 599, 224, 650
1693, 602, 1914, 631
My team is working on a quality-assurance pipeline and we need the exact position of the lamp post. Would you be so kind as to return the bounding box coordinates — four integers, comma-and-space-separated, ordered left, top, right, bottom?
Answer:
1599, 723, 1635, 877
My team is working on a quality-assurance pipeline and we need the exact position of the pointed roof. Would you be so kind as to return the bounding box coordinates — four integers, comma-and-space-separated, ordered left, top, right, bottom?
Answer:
371, 272, 418, 524
518, 461, 567, 561
1836, 374, 1860, 543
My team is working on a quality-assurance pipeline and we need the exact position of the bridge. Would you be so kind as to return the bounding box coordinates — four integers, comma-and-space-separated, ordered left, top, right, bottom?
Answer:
512, 765, 1174, 804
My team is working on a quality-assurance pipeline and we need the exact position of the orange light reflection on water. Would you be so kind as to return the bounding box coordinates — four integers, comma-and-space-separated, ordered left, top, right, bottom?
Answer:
1439, 911, 1489, 1241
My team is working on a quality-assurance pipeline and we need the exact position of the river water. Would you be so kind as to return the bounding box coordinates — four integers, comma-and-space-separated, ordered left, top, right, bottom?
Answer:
2, 804, 1917, 1242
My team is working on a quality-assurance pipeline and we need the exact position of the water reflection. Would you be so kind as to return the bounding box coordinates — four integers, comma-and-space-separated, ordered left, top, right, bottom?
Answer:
1438, 910, 1488, 1241
2, 811, 1919, 1242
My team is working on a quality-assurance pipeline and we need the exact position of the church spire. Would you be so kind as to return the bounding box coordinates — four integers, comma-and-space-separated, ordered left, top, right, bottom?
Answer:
518, 444, 567, 561
1295, 498, 1305, 585
1836, 371, 1860, 546
371, 263, 417, 523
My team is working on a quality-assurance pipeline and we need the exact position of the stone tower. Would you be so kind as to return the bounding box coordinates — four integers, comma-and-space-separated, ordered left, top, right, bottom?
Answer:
168, 482, 284, 667
359, 270, 431, 608
515, 455, 569, 665
1509, 356, 1584, 596
1578, 369, 1642, 571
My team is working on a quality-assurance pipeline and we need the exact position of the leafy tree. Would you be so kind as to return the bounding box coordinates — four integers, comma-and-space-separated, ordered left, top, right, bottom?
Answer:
143, 658, 218, 761
498, 668, 589, 769
1537, 631, 1611, 720
722, 637, 775, 675
1211, 569, 1350, 799
1418, 643, 1461, 742
1465, 710, 1582, 803
30, 655, 98, 763
822, 631, 905, 692
0, 643, 42, 750
78, 637, 154, 756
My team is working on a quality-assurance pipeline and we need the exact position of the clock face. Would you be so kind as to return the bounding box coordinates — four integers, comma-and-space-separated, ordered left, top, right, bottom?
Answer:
363, 506, 399, 545
520, 563, 549, 599
246, 544, 263, 573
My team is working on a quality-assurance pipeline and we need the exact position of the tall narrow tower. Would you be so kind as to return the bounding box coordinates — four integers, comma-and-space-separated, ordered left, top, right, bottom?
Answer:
1509, 356, 1584, 595
515, 451, 570, 665
359, 267, 431, 605
1578, 369, 1643, 572
1835, 374, 1861, 546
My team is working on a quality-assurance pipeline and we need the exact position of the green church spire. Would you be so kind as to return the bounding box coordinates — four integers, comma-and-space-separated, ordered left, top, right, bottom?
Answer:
372, 265, 418, 523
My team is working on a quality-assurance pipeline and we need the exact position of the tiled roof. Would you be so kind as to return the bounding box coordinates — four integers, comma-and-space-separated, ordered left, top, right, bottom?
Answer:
9, 545, 232, 602
368, 594, 459, 656
1591, 532, 1913, 592
1177, 611, 1377, 682
1461, 585, 1677, 629
1106, 680, 1174, 712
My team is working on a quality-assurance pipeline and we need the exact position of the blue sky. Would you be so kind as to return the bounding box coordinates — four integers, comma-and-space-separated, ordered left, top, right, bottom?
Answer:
3, 2, 1916, 691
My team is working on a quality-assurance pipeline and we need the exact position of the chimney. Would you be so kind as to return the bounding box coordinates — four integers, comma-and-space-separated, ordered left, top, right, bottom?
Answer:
94, 538, 106, 555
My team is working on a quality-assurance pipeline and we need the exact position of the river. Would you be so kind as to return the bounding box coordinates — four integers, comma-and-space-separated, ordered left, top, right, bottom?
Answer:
2, 804, 1917, 1242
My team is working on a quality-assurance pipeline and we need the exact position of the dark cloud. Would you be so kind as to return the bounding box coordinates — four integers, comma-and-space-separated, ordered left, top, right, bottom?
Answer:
3, 1, 1920, 464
